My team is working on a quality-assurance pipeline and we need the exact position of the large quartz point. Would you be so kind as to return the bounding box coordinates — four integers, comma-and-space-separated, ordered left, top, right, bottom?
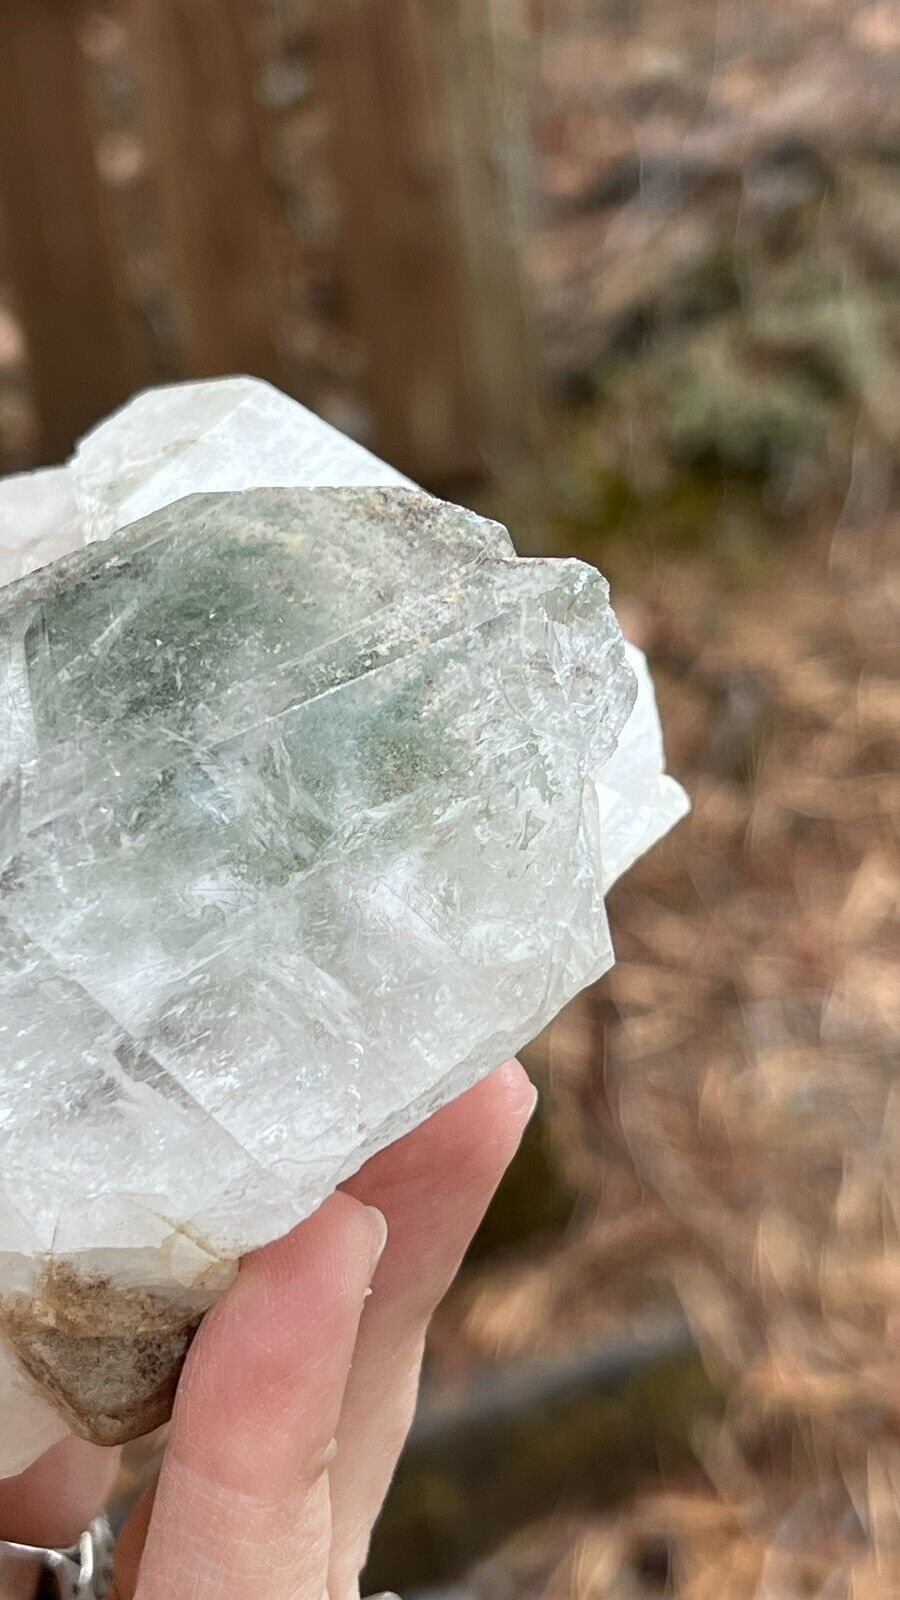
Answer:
0, 380, 687, 1475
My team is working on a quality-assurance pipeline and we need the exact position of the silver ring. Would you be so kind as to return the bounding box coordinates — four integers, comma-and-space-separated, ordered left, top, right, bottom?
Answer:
0, 1516, 114, 1598
0, 1520, 398, 1599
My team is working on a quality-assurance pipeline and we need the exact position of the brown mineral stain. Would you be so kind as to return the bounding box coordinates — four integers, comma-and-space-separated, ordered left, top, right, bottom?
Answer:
0, 1263, 206, 1445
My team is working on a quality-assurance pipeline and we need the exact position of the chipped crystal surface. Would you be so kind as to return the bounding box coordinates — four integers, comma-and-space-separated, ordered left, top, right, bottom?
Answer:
0, 380, 687, 1473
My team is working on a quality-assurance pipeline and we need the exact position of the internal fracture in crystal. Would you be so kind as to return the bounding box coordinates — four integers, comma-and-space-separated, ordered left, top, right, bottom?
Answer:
0, 380, 687, 1474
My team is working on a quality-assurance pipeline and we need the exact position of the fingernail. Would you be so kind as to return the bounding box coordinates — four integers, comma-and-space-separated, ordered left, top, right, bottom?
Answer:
366, 1205, 389, 1268
496, 1059, 539, 1122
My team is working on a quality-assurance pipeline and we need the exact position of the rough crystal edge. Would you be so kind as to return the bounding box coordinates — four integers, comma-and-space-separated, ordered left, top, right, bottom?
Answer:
0, 378, 690, 1474
0, 374, 687, 903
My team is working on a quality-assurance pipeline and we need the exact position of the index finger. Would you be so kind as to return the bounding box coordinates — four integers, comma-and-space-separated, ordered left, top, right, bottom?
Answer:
118, 1191, 385, 1600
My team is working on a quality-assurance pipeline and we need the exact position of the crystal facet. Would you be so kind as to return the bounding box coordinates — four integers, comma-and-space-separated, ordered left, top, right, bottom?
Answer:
0, 381, 687, 1474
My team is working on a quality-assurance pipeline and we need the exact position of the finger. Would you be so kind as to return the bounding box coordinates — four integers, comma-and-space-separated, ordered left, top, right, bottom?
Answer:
112, 1480, 155, 1600
116, 1191, 386, 1600
0, 1436, 120, 1549
329, 1061, 536, 1598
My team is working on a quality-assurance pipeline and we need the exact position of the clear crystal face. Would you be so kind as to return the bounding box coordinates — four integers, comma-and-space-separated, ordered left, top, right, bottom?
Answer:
0, 485, 633, 1260
0, 379, 688, 1472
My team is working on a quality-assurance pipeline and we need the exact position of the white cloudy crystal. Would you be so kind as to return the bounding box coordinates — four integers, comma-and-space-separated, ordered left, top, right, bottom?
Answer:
0, 380, 687, 1475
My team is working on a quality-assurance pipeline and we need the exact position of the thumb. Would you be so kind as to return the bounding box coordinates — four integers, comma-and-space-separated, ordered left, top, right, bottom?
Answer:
0, 1436, 120, 1550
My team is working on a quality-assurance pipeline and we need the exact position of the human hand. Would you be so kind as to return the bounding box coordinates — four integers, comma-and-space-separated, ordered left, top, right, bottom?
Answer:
0, 1063, 535, 1599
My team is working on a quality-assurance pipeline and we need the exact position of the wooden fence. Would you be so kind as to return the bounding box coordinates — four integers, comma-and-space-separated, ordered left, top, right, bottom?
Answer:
0, 0, 538, 483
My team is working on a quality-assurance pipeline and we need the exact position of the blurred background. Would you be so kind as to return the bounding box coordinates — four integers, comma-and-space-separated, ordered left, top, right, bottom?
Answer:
1, 3, 897, 1597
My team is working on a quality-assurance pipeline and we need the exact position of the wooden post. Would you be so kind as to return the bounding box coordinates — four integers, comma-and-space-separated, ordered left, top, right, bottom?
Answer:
128, 0, 282, 383
430, 0, 542, 480
319, 0, 540, 485
0, 0, 133, 463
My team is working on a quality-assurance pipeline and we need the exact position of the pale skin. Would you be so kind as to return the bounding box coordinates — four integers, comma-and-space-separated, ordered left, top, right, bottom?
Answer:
0, 1062, 535, 1600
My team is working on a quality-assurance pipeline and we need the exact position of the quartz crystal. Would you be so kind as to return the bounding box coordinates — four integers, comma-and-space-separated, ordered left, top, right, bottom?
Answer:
0, 380, 687, 1475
